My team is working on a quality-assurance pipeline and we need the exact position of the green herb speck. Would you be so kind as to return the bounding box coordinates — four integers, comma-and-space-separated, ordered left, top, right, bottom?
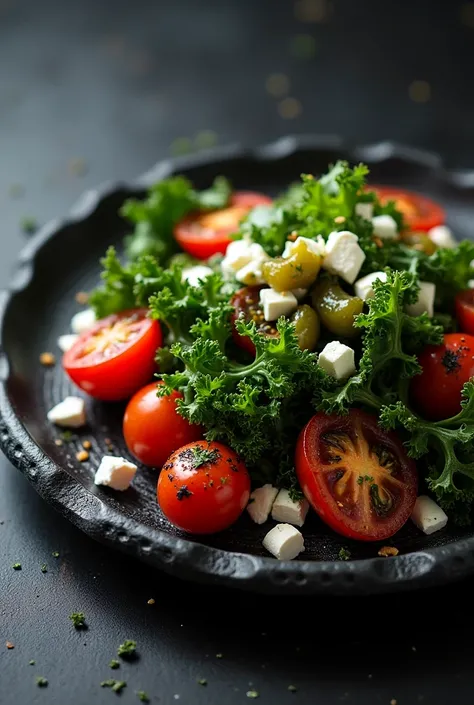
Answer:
197, 678, 207, 686
338, 547, 351, 561
20, 216, 38, 234
36, 676, 48, 687
41, 564, 48, 573
109, 659, 120, 670
52, 551, 60, 558
112, 681, 126, 694
191, 446, 219, 469
137, 691, 150, 703
118, 640, 137, 658
60, 430, 74, 442
69, 612, 86, 628
215, 653, 223, 659
29, 660, 35, 665
288, 684, 298, 692
246, 690, 259, 699
12, 563, 21, 570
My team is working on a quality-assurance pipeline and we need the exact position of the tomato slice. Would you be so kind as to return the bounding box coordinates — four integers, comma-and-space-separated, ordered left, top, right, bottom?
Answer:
295, 410, 418, 541
63, 309, 162, 401
174, 191, 272, 259
456, 290, 474, 336
230, 285, 278, 356
370, 186, 445, 232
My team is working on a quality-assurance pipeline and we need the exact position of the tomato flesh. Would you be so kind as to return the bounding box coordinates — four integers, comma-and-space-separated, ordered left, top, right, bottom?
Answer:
174, 191, 272, 259
157, 441, 251, 534
410, 333, 474, 420
295, 409, 417, 541
230, 285, 278, 356
455, 290, 474, 336
63, 309, 162, 401
370, 186, 445, 232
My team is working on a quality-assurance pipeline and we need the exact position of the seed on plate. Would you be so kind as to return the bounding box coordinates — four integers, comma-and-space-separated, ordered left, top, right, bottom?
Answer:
75, 291, 89, 304
39, 352, 56, 366
147, 598, 155, 605
6, 641, 14, 649
334, 215, 346, 224
378, 546, 399, 557
82, 440, 92, 450
54, 439, 63, 446
278, 97, 302, 119
76, 450, 89, 462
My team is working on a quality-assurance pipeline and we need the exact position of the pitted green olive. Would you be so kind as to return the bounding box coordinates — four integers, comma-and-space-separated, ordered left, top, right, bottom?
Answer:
291, 305, 320, 351
311, 279, 363, 338
262, 239, 321, 292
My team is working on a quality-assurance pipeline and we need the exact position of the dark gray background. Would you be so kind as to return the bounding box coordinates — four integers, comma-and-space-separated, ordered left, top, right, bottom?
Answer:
1, 0, 474, 703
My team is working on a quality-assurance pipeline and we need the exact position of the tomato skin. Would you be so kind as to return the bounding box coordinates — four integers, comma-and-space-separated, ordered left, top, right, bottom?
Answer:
157, 441, 251, 534
455, 290, 474, 336
410, 333, 474, 420
123, 382, 203, 467
295, 409, 417, 542
370, 186, 445, 232
230, 285, 278, 356
63, 309, 162, 401
174, 191, 272, 259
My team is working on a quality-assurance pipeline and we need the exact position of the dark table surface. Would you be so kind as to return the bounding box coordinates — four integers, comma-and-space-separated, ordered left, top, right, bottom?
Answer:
2, 1, 474, 703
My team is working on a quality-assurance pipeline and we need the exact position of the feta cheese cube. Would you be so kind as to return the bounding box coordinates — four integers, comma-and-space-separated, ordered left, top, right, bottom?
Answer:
263, 523, 305, 560
318, 341, 356, 380
182, 265, 213, 286
371, 215, 398, 240
247, 484, 279, 524
94, 455, 138, 491
428, 225, 457, 249
291, 288, 308, 301
47, 396, 86, 428
405, 281, 436, 318
411, 495, 448, 535
271, 489, 309, 527
322, 231, 366, 284
71, 308, 96, 334
283, 235, 326, 259
259, 288, 298, 321
235, 260, 266, 286
355, 201, 374, 221
57, 333, 79, 352
354, 271, 388, 301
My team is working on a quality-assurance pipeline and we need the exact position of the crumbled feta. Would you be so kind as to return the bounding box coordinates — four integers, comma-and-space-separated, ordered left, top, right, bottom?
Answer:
428, 225, 457, 249
371, 215, 398, 240
283, 235, 326, 259
318, 341, 356, 380
322, 231, 366, 284
94, 455, 138, 491
259, 288, 298, 321
57, 334, 79, 352
71, 308, 96, 334
182, 265, 213, 286
263, 523, 305, 560
355, 202, 374, 221
235, 260, 266, 285
354, 271, 388, 301
411, 495, 448, 535
291, 288, 308, 301
247, 484, 279, 524
405, 281, 436, 318
271, 489, 309, 527
47, 396, 86, 428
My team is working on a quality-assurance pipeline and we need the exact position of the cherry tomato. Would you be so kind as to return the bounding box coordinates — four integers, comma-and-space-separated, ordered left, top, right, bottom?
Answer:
370, 186, 445, 232
455, 290, 474, 336
174, 191, 272, 259
410, 333, 474, 420
157, 441, 251, 534
123, 382, 203, 467
63, 309, 162, 401
295, 409, 417, 542
230, 285, 278, 356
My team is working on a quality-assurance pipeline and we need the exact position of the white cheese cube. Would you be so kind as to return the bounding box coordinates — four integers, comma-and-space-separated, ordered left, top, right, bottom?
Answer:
318, 341, 356, 380
355, 202, 374, 221
411, 495, 448, 535
271, 489, 309, 527
248, 242, 270, 262
283, 235, 326, 259
428, 225, 457, 249
263, 523, 305, 560
291, 288, 308, 301
259, 288, 298, 321
57, 333, 79, 352
405, 281, 436, 318
182, 265, 213, 286
71, 308, 96, 334
322, 231, 366, 284
247, 484, 279, 524
236, 260, 266, 286
354, 271, 388, 301
221, 239, 253, 272
94, 455, 138, 491
47, 396, 86, 428
371, 215, 398, 240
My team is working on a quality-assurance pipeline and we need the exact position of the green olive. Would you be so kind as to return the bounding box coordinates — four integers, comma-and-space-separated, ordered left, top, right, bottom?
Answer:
312, 279, 363, 338
291, 305, 320, 351
402, 232, 437, 256
262, 239, 322, 292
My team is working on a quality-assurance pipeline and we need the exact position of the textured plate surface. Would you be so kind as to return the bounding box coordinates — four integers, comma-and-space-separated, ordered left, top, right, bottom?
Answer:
2, 135, 474, 595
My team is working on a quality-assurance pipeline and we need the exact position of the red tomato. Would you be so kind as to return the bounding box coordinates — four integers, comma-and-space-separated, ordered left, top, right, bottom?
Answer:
410, 333, 474, 420
123, 382, 203, 467
157, 441, 250, 534
63, 309, 162, 401
295, 409, 417, 542
455, 290, 474, 336
174, 191, 272, 259
230, 285, 278, 356
370, 186, 445, 232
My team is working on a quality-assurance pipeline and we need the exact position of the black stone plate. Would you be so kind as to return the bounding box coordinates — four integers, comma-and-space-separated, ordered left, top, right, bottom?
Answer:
2, 135, 474, 595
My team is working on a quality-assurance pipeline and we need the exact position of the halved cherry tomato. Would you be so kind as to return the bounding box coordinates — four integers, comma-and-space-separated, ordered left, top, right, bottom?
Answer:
123, 382, 203, 467
230, 285, 278, 356
455, 290, 474, 336
410, 333, 474, 420
370, 186, 445, 232
174, 191, 272, 259
295, 409, 417, 541
63, 309, 162, 401
157, 441, 251, 534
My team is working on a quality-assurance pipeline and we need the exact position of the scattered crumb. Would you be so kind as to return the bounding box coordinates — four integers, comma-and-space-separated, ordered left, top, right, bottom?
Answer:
137, 691, 150, 703
246, 690, 259, 699
76, 450, 89, 462
216, 653, 223, 659
12, 563, 21, 570
69, 158, 88, 177
338, 547, 351, 561
6, 641, 14, 649
75, 291, 89, 304
288, 685, 298, 692
378, 546, 399, 557
109, 659, 120, 670
409, 80, 431, 103
54, 439, 63, 446
334, 215, 346, 224
197, 678, 207, 686
278, 97, 302, 119
41, 564, 47, 573
82, 440, 92, 450
20, 216, 38, 234
265, 73, 290, 97
29, 660, 35, 665
52, 551, 60, 558
36, 676, 48, 687
39, 352, 56, 367
147, 598, 155, 605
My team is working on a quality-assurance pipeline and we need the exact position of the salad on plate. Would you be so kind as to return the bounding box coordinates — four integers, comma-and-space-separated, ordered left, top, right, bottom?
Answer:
47, 161, 474, 561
